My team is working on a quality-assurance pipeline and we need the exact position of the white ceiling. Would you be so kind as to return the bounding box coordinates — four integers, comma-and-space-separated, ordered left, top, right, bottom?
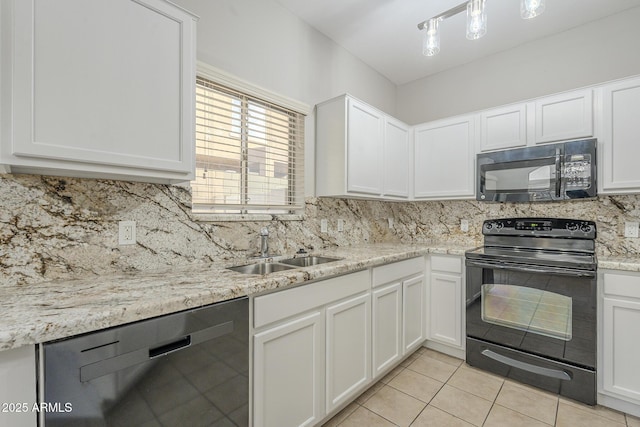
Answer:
275, 0, 640, 85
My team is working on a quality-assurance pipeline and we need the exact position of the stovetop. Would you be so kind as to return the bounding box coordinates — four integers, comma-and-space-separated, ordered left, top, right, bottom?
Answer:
465, 245, 597, 270
466, 218, 598, 271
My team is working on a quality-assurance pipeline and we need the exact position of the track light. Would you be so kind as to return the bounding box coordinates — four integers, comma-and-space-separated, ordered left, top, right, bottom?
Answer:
417, 0, 545, 57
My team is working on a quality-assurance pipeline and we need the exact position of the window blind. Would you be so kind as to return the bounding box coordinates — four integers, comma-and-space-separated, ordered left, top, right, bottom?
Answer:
192, 77, 305, 214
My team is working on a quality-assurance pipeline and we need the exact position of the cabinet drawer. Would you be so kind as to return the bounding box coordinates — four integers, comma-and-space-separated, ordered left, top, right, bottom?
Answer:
254, 270, 370, 329
430, 255, 462, 274
604, 273, 640, 299
372, 257, 424, 287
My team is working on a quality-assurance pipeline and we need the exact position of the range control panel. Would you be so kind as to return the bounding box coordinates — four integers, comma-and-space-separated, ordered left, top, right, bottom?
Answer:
483, 218, 596, 239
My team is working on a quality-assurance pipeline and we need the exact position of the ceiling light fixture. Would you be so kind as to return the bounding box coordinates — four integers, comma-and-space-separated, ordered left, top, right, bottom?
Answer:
417, 0, 545, 57
466, 0, 487, 40
521, 0, 545, 19
422, 18, 440, 56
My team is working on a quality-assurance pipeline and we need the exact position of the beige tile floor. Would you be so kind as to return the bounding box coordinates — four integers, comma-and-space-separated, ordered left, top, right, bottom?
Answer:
323, 347, 640, 427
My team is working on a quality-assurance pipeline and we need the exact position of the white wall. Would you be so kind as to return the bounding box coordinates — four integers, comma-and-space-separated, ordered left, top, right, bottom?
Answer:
397, 6, 640, 125
172, 0, 397, 196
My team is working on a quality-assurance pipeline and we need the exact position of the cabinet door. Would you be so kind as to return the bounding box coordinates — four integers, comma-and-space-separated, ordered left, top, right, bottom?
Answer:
534, 89, 593, 144
414, 115, 475, 199
0, 346, 36, 427
403, 275, 426, 354
326, 293, 371, 413
372, 282, 402, 378
600, 77, 640, 192
383, 118, 410, 198
254, 311, 324, 427
602, 297, 640, 402
3, 0, 196, 182
479, 104, 527, 151
346, 99, 383, 195
427, 272, 463, 348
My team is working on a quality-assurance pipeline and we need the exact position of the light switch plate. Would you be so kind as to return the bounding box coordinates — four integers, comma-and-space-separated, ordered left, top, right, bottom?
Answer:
461, 219, 469, 232
320, 219, 328, 233
624, 221, 639, 238
337, 219, 344, 232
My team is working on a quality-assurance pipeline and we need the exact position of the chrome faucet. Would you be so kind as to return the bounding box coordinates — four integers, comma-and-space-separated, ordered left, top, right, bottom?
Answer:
259, 227, 269, 258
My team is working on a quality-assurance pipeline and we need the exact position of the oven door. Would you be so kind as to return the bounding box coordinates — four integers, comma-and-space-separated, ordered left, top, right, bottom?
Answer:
465, 258, 597, 404
466, 258, 596, 369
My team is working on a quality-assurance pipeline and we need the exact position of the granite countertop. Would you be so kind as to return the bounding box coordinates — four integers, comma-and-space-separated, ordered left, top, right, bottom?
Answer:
598, 255, 640, 273
0, 242, 470, 351
2, 242, 637, 352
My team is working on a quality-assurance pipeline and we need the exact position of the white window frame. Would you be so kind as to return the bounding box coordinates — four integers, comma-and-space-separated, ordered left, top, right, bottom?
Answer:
191, 62, 310, 222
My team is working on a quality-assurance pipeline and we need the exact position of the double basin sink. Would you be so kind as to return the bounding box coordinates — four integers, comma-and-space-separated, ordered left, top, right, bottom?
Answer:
228, 256, 342, 275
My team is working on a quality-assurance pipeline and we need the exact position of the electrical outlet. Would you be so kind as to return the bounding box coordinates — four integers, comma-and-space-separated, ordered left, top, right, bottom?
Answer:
624, 221, 639, 238
337, 219, 344, 232
118, 221, 136, 245
461, 219, 469, 232
388, 218, 394, 229
320, 219, 328, 233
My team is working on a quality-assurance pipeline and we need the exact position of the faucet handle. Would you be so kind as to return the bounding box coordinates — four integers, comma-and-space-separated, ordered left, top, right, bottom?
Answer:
260, 227, 269, 236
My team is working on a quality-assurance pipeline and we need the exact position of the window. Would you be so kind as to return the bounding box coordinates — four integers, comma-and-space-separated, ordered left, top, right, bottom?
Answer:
191, 76, 305, 215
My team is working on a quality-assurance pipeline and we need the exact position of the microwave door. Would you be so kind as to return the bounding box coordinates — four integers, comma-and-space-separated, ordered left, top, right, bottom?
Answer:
480, 156, 559, 202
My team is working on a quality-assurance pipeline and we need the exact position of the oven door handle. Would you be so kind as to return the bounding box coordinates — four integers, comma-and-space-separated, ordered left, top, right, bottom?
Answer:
481, 349, 572, 381
466, 259, 596, 278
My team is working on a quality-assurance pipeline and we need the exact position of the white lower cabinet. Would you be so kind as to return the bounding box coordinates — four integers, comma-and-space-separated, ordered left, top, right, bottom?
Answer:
253, 312, 325, 427
372, 282, 402, 377
372, 257, 426, 379
252, 270, 371, 427
403, 275, 426, 353
599, 271, 640, 416
326, 293, 371, 412
0, 345, 37, 427
426, 255, 464, 356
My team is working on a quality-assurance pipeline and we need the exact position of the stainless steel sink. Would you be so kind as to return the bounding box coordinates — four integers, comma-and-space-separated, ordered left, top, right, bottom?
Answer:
227, 262, 296, 275
278, 256, 343, 268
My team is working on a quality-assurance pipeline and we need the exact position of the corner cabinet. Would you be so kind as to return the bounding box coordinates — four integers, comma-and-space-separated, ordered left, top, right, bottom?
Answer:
315, 95, 410, 199
598, 271, 640, 417
599, 77, 640, 193
0, 0, 198, 184
414, 115, 475, 199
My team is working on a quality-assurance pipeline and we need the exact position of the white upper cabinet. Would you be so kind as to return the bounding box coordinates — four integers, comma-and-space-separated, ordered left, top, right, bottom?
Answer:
383, 117, 410, 198
533, 89, 593, 144
1, 0, 197, 183
479, 103, 528, 152
599, 77, 640, 193
346, 99, 384, 195
413, 115, 475, 199
315, 94, 409, 199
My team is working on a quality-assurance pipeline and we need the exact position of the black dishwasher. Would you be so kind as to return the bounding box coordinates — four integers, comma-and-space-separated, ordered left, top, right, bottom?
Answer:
43, 297, 248, 426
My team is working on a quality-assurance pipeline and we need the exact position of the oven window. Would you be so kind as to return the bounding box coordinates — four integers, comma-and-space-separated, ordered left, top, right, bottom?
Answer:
481, 284, 572, 341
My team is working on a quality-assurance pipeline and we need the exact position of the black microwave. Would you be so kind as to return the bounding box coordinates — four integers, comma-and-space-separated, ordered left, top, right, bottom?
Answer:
477, 138, 597, 202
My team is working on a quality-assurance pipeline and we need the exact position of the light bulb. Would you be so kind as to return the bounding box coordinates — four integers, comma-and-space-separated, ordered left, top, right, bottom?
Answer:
422, 18, 440, 56
521, 0, 545, 19
466, 0, 487, 40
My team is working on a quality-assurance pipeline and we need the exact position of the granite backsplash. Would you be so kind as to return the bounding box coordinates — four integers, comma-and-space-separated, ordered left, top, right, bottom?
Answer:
1, 173, 639, 286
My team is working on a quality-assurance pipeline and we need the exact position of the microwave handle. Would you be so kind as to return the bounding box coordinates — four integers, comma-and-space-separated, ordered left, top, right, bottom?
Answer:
555, 148, 562, 198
